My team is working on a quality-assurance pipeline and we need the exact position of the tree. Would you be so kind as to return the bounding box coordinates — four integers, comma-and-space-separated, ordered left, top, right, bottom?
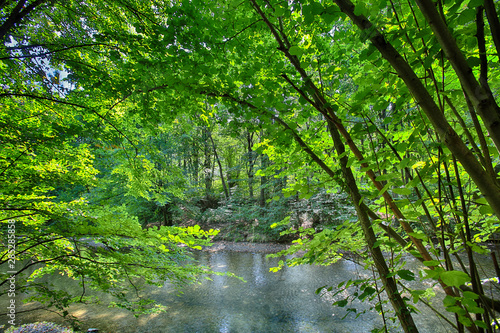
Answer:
0, 0, 220, 323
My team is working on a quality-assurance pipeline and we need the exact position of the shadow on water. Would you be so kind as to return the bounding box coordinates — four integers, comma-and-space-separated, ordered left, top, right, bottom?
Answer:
0, 250, 466, 332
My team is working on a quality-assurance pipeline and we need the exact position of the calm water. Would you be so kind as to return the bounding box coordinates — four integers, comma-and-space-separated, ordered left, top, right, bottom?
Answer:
1, 250, 467, 332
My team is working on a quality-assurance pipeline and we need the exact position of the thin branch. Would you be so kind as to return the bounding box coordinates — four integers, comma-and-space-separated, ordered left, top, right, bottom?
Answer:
0, 92, 139, 155
281, 74, 318, 108
399, 282, 459, 330
476, 6, 489, 88
219, 19, 262, 44
444, 95, 492, 174
483, 0, 500, 59
0, 43, 115, 60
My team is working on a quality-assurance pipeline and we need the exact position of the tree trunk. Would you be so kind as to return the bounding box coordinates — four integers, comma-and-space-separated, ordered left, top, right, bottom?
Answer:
245, 130, 256, 199
209, 132, 230, 200
328, 122, 419, 333
259, 131, 268, 207
162, 204, 173, 227
203, 126, 212, 198
0, 0, 47, 41
414, 0, 500, 153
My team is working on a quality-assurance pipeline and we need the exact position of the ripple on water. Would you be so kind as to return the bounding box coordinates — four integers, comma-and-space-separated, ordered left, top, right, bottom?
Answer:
1, 251, 461, 332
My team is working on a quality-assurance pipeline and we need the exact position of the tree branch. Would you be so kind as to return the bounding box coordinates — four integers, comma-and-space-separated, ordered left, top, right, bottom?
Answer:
0, 0, 47, 40
0, 92, 139, 155
0, 43, 116, 61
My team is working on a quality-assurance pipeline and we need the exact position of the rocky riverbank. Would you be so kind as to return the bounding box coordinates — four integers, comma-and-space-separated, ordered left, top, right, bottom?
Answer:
201, 241, 290, 253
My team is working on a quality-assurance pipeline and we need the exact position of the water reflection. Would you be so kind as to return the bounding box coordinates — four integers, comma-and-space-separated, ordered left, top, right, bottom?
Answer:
1, 251, 458, 332
252, 253, 265, 286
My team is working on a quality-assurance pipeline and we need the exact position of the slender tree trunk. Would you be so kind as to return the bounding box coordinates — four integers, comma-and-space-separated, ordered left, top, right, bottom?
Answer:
259, 130, 268, 207
259, 156, 268, 207
413, 0, 500, 153
162, 204, 173, 227
484, 0, 500, 57
203, 127, 212, 198
248, 171, 254, 199
246, 130, 256, 200
162, 204, 167, 226
327, 122, 419, 333
191, 127, 200, 184
209, 132, 230, 200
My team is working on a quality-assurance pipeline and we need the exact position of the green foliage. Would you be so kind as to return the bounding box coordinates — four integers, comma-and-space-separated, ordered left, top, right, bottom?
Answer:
268, 220, 365, 271
1, 203, 219, 315
315, 276, 390, 322
442, 292, 487, 328
200, 196, 290, 242
2, 0, 500, 330
440, 271, 472, 288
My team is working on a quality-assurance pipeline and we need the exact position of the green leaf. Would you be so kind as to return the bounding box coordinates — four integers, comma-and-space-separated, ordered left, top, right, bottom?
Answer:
410, 290, 425, 303
457, 315, 473, 326
440, 271, 471, 288
462, 291, 479, 300
466, 305, 485, 314
457, 8, 476, 25
396, 142, 408, 152
274, 6, 285, 17
322, 13, 336, 24
409, 232, 428, 240
354, 2, 367, 16
359, 286, 376, 299
377, 183, 391, 197
399, 157, 413, 169
422, 268, 440, 280
466, 241, 488, 254
397, 269, 415, 281
423, 260, 441, 267
289, 46, 304, 56
382, 116, 393, 125
474, 320, 488, 329
335, 299, 348, 307
423, 55, 435, 69
316, 285, 327, 294
443, 295, 457, 307
479, 204, 494, 215
475, 197, 489, 205
393, 187, 412, 195
467, 57, 481, 68
468, 0, 483, 6
447, 306, 466, 315
299, 191, 313, 199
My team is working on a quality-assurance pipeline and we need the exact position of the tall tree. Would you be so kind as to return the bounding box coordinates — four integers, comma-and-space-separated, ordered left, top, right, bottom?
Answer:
0, 0, 219, 320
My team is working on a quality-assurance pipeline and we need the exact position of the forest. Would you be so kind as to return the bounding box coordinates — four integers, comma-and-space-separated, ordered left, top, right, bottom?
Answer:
2, 0, 500, 332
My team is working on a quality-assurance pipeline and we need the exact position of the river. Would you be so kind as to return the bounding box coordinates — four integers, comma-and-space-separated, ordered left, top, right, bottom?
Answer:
1, 248, 489, 332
